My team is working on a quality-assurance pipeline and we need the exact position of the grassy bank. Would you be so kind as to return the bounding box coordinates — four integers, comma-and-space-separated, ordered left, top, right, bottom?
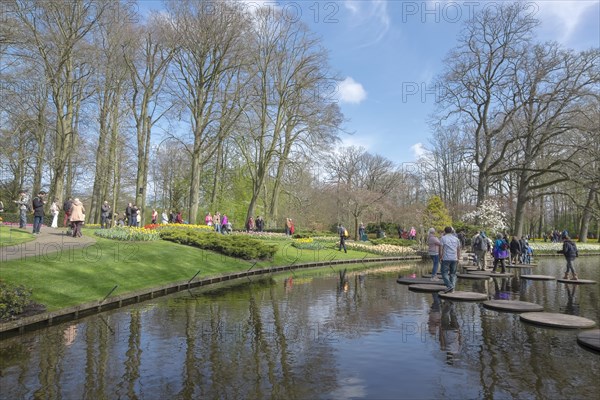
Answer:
0, 226, 35, 247
0, 234, 384, 311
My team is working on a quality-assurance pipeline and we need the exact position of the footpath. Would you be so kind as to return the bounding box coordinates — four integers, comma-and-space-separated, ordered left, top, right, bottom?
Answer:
0, 226, 96, 263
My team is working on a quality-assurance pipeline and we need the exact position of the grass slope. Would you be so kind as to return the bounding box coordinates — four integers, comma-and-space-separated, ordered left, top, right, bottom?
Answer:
0, 236, 376, 311
0, 226, 35, 247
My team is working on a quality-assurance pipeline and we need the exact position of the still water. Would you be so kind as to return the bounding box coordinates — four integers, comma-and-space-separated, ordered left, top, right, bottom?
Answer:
1, 257, 599, 399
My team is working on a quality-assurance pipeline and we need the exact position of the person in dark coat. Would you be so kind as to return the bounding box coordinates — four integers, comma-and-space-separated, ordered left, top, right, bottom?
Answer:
32, 191, 46, 234
509, 236, 521, 265
558, 235, 579, 280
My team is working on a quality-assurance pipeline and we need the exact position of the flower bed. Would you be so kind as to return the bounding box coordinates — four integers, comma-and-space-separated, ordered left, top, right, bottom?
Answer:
344, 241, 418, 256
94, 226, 161, 241
528, 241, 600, 254
291, 237, 329, 250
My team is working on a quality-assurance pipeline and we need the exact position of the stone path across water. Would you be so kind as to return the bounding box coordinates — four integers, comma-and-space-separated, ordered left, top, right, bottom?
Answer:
1, 227, 97, 262
456, 273, 491, 280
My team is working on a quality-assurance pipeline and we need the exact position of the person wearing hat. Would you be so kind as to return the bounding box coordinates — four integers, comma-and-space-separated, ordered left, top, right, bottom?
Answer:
558, 235, 579, 280
32, 190, 46, 234
13, 190, 30, 228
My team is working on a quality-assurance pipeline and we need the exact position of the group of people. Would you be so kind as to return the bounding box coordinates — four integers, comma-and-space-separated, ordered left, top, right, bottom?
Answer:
428, 227, 581, 293
545, 229, 569, 243
204, 212, 232, 234
244, 216, 265, 232
397, 226, 417, 240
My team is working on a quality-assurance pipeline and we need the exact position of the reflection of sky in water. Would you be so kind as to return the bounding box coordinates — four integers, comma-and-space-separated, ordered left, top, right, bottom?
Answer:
0, 258, 599, 399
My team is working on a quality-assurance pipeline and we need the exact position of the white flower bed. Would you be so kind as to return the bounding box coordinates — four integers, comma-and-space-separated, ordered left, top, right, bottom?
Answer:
344, 241, 418, 256
529, 242, 600, 252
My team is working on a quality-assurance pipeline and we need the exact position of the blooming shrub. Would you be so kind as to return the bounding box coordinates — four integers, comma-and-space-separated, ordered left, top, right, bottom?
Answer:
94, 226, 161, 241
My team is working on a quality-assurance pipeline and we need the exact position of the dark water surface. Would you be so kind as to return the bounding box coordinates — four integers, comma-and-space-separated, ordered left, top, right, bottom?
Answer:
1, 257, 599, 399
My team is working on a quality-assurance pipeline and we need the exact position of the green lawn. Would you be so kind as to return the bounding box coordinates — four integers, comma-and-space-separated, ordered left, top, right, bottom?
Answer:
0, 225, 35, 247
0, 236, 380, 311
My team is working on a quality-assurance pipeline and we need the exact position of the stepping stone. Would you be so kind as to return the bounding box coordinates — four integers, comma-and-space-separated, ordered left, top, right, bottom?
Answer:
520, 312, 597, 329
397, 277, 445, 285
577, 329, 600, 352
557, 279, 597, 285
408, 284, 448, 292
457, 273, 491, 280
422, 273, 442, 278
520, 275, 556, 281
507, 263, 538, 267
483, 300, 544, 313
462, 266, 479, 271
469, 271, 512, 277
438, 291, 488, 301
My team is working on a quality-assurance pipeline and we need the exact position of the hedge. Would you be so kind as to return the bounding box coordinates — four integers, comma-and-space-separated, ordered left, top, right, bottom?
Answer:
159, 227, 278, 260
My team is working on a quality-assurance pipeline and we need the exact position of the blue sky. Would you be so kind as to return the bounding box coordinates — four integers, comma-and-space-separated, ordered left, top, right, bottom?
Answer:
138, 1, 600, 164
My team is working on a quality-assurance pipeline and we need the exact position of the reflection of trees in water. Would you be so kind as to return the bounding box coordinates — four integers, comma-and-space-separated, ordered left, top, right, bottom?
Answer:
34, 327, 66, 399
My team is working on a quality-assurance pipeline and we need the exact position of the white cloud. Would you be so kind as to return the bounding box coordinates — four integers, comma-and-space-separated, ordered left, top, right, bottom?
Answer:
343, 0, 390, 47
535, 1, 595, 42
410, 142, 428, 159
338, 77, 367, 104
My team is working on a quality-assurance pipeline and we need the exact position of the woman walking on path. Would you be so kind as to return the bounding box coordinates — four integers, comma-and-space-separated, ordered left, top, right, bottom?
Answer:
50, 199, 60, 228
558, 235, 579, 280
70, 198, 85, 238
492, 233, 509, 273
427, 228, 441, 281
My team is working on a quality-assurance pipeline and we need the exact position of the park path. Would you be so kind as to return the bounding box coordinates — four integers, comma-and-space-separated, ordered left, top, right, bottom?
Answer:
1, 227, 96, 263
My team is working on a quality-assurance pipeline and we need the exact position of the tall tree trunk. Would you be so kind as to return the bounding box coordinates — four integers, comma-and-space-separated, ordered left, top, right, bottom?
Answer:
578, 187, 596, 242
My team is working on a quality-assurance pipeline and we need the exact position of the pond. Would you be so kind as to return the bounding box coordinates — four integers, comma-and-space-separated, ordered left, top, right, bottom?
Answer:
1, 257, 599, 399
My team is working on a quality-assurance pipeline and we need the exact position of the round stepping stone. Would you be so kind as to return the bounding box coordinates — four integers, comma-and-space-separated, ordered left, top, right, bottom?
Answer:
577, 329, 600, 352
457, 273, 491, 280
483, 300, 544, 313
520, 275, 556, 281
557, 279, 597, 285
438, 291, 488, 301
397, 277, 445, 285
469, 271, 512, 277
408, 284, 448, 292
506, 264, 536, 269
462, 266, 479, 271
520, 312, 597, 329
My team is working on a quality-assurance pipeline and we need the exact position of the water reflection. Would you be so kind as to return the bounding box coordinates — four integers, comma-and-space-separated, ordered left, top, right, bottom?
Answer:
0, 258, 599, 399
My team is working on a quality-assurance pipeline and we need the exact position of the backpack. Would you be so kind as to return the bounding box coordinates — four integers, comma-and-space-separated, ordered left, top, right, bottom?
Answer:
501, 240, 509, 250
474, 236, 486, 251
343, 228, 349, 238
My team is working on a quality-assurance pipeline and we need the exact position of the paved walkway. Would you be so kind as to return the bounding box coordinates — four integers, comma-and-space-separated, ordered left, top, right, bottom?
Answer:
1, 227, 96, 262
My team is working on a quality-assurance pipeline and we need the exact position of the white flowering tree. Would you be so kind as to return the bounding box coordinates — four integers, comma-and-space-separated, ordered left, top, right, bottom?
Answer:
463, 200, 507, 233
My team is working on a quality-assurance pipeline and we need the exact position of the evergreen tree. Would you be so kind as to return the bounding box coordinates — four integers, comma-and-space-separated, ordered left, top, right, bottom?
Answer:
422, 196, 452, 233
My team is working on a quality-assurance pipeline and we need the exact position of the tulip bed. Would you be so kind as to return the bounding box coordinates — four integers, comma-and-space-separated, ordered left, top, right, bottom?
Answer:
94, 226, 161, 241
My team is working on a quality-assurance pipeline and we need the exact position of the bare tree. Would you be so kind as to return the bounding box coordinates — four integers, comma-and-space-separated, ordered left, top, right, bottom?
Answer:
435, 3, 538, 206
324, 147, 400, 239
166, 0, 247, 224
11, 0, 106, 206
